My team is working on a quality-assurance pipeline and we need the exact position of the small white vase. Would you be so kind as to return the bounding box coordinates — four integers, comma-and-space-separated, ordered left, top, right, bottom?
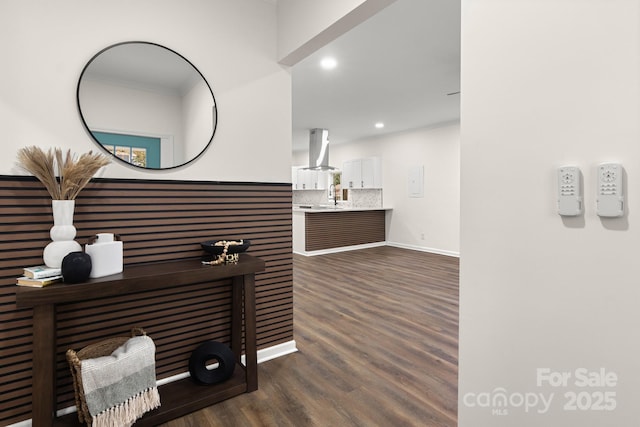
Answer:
43, 200, 82, 268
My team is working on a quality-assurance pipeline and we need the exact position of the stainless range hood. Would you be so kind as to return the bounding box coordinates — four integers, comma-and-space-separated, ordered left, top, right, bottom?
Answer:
303, 128, 336, 170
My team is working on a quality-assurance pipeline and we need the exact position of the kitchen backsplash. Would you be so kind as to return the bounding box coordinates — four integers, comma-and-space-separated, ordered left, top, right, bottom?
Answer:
292, 188, 383, 208
347, 188, 383, 208
293, 189, 326, 206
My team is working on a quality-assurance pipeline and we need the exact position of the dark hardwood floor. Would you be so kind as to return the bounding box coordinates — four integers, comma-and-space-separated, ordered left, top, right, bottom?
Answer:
161, 246, 459, 427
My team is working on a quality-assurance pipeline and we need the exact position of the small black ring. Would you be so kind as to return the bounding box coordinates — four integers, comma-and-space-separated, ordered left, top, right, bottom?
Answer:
189, 341, 236, 385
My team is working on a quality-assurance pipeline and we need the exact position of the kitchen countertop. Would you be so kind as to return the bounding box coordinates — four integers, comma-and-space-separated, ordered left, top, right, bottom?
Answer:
293, 206, 392, 213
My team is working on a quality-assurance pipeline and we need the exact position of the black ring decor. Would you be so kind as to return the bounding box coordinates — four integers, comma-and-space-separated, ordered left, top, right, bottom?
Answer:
189, 341, 236, 385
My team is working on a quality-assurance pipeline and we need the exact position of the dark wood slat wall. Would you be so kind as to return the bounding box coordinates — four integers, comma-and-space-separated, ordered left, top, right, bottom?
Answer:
304, 210, 385, 251
0, 176, 293, 426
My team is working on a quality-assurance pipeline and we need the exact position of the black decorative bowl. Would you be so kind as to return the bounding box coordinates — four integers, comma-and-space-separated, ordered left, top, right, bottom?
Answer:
200, 240, 251, 255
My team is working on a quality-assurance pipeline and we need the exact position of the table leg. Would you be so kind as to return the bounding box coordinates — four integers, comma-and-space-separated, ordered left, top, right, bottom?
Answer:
231, 276, 242, 364
32, 304, 56, 427
243, 273, 258, 392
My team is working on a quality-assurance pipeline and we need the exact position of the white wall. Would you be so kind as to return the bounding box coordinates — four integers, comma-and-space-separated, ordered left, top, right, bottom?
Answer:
459, 1, 640, 426
0, 0, 291, 183
294, 123, 460, 255
382, 124, 459, 255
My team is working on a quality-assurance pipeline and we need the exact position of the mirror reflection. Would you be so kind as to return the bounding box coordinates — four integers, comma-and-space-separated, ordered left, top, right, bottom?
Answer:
77, 42, 216, 169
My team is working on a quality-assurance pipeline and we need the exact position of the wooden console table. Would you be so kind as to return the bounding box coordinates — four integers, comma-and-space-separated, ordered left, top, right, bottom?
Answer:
15, 253, 265, 427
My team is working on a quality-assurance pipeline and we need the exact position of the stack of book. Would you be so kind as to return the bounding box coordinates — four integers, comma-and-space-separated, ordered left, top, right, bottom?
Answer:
16, 265, 63, 287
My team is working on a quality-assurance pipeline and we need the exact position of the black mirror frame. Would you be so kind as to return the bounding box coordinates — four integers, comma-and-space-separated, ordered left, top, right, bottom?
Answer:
77, 41, 218, 171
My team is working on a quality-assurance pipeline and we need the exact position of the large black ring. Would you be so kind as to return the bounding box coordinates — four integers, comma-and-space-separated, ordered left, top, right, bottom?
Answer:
188, 341, 236, 385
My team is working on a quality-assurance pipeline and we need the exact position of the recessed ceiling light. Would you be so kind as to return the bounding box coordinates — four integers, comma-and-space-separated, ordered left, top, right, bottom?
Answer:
320, 57, 337, 70
375, 122, 385, 129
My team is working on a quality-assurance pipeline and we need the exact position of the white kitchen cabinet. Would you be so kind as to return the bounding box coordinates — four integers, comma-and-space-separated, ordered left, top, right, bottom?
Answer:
294, 168, 328, 190
342, 160, 359, 189
315, 170, 328, 190
342, 157, 381, 189
360, 157, 381, 188
296, 169, 311, 189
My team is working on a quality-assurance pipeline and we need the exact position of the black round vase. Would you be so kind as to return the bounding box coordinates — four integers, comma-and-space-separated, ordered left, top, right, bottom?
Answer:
61, 251, 92, 284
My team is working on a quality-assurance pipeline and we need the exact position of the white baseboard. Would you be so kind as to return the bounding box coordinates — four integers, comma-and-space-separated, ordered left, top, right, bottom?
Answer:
385, 241, 460, 258
6, 420, 31, 427
157, 340, 298, 386
9, 340, 298, 427
293, 241, 386, 256
251, 339, 298, 364
294, 241, 459, 258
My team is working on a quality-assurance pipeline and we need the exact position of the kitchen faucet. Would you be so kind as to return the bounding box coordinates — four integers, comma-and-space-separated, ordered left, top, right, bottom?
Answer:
329, 184, 337, 206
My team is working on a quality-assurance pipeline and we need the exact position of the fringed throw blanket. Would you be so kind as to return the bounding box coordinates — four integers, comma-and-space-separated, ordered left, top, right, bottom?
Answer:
80, 335, 160, 427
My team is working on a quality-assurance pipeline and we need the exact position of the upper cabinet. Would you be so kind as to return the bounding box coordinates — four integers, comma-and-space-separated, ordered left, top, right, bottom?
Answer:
292, 168, 329, 190
292, 167, 299, 189
342, 157, 382, 189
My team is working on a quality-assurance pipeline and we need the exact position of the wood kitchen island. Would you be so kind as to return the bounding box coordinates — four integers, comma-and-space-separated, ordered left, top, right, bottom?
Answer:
292, 207, 391, 255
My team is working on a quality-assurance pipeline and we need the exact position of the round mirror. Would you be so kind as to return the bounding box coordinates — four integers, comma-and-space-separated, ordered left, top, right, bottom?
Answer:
77, 42, 217, 169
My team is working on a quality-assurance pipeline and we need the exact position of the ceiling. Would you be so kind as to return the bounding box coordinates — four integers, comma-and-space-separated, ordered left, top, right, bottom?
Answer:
291, 0, 461, 152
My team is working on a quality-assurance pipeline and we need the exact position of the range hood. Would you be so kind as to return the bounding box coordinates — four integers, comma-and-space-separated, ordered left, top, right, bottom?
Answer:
303, 128, 337, 170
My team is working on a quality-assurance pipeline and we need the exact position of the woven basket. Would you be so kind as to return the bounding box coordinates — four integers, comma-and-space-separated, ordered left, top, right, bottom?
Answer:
66, 327, 146, 425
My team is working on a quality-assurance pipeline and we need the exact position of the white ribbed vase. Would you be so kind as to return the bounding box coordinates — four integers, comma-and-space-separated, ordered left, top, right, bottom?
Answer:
43, 200, 82, 268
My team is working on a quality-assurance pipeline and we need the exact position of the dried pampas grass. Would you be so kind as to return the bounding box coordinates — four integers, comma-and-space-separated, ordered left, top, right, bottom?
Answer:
16, 146, 111, 200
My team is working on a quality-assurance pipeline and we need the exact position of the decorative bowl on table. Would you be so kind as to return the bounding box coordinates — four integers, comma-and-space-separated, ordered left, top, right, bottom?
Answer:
200, 240, 250, 265
200, 239, 251, 255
